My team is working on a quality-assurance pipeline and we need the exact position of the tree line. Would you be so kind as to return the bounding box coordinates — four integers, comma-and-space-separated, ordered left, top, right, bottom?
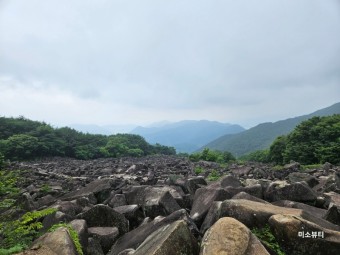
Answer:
0, 116, 176, 161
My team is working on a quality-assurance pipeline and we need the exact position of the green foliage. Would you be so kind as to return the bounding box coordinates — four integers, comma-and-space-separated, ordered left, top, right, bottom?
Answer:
49, 223, 83, 255
0, 199, 17, 210
40, 184, 52, 194
269, 136, 287, 165
239, 149, 270, 163
0, 245, 24, 255
0, 171, 19, 197
0, 153, 5, 169
202, 103, 340, 157
301, 164, 322, 170
271, 165, 284, 171
194, 167, 204, 175
2, 134, 39, 160
189, 148, 235, 164
269, 115, 340, 165
207, 169, 221, 181
251, 225, 285, 255
0, 116, 176, 161
0, 208, 57, 251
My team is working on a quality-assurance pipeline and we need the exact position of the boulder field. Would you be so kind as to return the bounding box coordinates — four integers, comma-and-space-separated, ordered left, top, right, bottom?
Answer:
4, 155, 340, 255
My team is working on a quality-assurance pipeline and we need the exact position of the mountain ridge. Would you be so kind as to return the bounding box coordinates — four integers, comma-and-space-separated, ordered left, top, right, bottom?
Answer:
200, 102, 340, 156
130, 120, 245, 153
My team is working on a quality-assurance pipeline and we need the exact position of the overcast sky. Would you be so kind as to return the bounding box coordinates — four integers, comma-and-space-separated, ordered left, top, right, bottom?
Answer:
0, 0, 339, 129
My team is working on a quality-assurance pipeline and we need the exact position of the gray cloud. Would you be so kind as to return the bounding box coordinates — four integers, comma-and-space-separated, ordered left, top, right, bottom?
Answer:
0, 0, 339, 128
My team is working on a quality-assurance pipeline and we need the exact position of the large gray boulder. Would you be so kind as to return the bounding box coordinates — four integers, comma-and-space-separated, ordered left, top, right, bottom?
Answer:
113, 205, 145, 229
88, 227, 119, 254
220, 175, 243, 188
269, 214, 340, 255
217, 199, 340, 231
108, 209, 199, 255
123, 186, 182, 218
61, 178, 123, 203
31, 227, 79, 255
272, 200, 327, 219
200, 217, 270, 255
133, 220, 199, 255
190, 187, 231, 225
69, 219, 88, 253
264, 181, 317, 203
77, 204, 129, 235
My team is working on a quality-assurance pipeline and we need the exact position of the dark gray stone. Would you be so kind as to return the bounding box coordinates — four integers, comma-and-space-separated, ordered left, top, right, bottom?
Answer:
77, 204, 129, 235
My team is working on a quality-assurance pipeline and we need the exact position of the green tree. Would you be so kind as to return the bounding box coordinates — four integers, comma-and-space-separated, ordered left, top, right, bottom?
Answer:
269, 115, 340, 165
269, 136, 287, 165
189, 148, 235, 164
240, 149, 270, 163
3, 134, 39, 160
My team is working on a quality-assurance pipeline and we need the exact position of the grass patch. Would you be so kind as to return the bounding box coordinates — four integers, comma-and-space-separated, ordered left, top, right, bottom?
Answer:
301, 164, 322, 170
0, 245, 24, 255
40, 184, 52, 194
194, 167, 204, 175
272, 165, 284, 171
207, 169, 221, 181
251, 225, 285, 255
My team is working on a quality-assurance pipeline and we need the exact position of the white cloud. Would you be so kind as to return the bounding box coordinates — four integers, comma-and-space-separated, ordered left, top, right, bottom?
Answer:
0, 0, 339, 128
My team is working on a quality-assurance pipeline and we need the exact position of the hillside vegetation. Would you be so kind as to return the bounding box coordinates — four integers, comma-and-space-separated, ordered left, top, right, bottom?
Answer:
240, 114, 340, 165
202, 102, 340, 156
0, 116, 175, 161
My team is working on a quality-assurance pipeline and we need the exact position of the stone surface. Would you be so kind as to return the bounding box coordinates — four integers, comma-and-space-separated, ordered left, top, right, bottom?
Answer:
288, 172, 319, 188
190, 187, 231, 225
113, 204, 145, 229
108, 209, 199, 255
31, 227, 79, 255
87, 237, 104, 255
220, 175, 243, 188
77, 204, 129, 235
133, 220, 199, 255
88, 227, 119, 254
232, 191, 269, 204
69, 219, 88, 253
61, 178, 121, 203
269, 214, 340, 255
200, 217, 270, 255
265, 182, 317, 203
272, 200, 327, 219
218, 199, 340, 231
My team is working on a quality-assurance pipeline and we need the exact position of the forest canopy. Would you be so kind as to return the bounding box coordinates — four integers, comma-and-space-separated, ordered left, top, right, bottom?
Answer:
0, 116, 176, 161
268, 114, 340, 165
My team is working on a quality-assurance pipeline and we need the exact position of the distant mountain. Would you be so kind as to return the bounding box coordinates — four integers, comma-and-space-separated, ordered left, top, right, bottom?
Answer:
130, 120, 245, 153
70, 124, 137, 135
201, 102, 340, 157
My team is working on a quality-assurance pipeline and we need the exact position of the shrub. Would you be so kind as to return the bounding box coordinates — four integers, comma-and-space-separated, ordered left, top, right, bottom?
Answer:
251, 225, 285, 255
189, 148, 235, 164
40, 184, 52, 194
0, 171, 19, 197
194, 167, 204, 175
0, 153, 5, 169
0, 208, 57, 252
207, 169, 220, 181
239, 149, 270, 163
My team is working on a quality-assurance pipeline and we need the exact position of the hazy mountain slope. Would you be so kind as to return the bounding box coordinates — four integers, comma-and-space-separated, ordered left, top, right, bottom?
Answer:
70, 124, 137, 135
131, 120, 245, 153
202, 102, 340, 157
